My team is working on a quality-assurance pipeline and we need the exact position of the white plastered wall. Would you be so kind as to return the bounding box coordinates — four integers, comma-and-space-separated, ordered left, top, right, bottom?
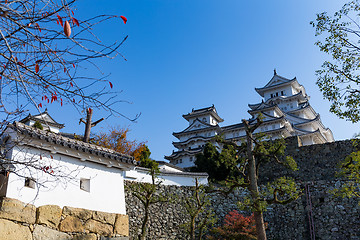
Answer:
6, 145, 127, 214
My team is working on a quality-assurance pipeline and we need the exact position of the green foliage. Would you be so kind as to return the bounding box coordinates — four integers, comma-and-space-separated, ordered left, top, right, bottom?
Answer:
125, 147, 167, 240
33, 121, 43, 130
181, 179, 217, 240
138, 145, 160, 175
192, 142, 230, 182
311, 1, 360, 123
331, 139, 360, 203
207, 210, 257, 240
192, 118, 301, 240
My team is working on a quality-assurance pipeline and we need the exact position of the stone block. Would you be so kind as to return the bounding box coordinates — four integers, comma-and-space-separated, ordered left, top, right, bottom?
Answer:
114, 214, 129, 236
100, 237, 129, 240
73, 233, 97, 240
85, 219, 113, 236
62, 206, 92, 221
33, 225, 71, 240
36, 205, 62, 229
59, 215, 84, 233
93, 210, 116, 225
0, 197, 36, 223
0, 219, 32, 240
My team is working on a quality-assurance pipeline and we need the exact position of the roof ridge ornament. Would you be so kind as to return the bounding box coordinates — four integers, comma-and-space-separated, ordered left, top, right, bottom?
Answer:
274, 68, 277, 76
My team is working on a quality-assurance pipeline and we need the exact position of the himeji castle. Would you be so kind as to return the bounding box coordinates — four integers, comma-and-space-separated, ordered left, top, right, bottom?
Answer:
165, 71, 334, 169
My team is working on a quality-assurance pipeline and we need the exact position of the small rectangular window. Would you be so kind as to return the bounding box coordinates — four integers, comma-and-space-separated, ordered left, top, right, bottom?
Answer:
25, 178, 36, 189
80, 178, 90, 192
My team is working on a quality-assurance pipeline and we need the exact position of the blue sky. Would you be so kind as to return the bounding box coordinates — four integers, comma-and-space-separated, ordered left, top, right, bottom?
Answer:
43, 0, 356, 160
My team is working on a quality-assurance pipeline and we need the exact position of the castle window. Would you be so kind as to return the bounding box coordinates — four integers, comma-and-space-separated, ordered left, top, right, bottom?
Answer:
180, 159, 182, 163
190, 157, 193, 162
80, 178, 90, 192
281, 91, 284, 95
25, 178, 36, 189
276, 92, 278, 97
271, 94, 274, 98
202, 117, 206, 122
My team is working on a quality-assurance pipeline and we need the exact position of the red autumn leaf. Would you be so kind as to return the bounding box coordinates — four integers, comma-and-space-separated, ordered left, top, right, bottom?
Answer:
64, 21, 71, 37
88, 107, 92, 114
45, 85, 49, 88
40, 155, 42, 160
64, 67, 67, 73
23, 43, 25, 47
57, 15, 63, 27
72, 17, 79, 27
70, 82, 73, 87
35, 23, 41, 32
120, 15, 127, 24
35, 60, 42, 63
109, 81, 113, 88
35, 63, 39, 73
71, 10, 75, 15
72, 63, 75, 68
42, 96, 44, 101
73, 98, 75, 103
56, 19, 59, 25
61, 101, 63, 106
17, 62, 24, 66
38, 103, 42, 108
50, 155, 53, 159
47, 99, 49, 103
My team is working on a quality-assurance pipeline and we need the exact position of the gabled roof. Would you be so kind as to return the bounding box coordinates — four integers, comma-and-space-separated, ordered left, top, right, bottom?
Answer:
173, 118, 220, 138
20, 109, 64, 129
182, 105, 224, 123
9, 121, 136, 167
255, 73, 300, 97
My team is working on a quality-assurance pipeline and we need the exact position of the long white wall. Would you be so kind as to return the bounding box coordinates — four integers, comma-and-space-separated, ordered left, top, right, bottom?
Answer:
124, 168, 208, 186
7, 145, 127, 214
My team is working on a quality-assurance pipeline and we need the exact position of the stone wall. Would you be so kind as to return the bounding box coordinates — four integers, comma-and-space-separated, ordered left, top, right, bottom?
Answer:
125, 137, 360, 240
0, 197, 129, 240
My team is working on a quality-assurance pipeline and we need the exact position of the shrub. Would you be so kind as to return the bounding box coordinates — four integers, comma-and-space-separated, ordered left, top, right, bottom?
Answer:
207, 210, 257, 240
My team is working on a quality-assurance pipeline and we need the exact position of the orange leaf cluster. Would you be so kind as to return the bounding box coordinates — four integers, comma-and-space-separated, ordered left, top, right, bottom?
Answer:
92, 127, 146, 161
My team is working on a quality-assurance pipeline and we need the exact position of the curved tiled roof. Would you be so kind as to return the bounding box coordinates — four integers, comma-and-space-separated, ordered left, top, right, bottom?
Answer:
10, 121, 136, 166
173, 135, 214, 147
182, 105, 224, 122
20, 110, 65, 129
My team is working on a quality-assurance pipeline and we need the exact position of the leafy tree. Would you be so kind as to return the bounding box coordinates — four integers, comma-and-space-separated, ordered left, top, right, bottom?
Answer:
207, 210, 257, 240
126, 150, 169, 240
331, 139, 360, 203
182, 178, 216, 240
194, 118, 301, 240
191, 142, 230, 182
33, 121, 43, 130
312, 0, 360, 204
91, 127, 147, 161
311, 0, 360, 123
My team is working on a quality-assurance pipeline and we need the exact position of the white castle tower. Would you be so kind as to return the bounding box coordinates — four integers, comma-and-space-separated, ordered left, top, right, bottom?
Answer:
165, 71, 334, 169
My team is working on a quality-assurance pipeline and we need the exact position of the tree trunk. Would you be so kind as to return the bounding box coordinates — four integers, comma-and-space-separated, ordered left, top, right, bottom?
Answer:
139, 201, 150, 240
83, 108, 92, 143
190, 215, 196, 240
246, 128, 267, 240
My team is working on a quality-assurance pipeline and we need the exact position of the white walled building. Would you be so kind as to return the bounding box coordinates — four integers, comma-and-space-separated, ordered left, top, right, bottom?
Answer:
165, 72, 334, 169
0, 111, 208, 214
